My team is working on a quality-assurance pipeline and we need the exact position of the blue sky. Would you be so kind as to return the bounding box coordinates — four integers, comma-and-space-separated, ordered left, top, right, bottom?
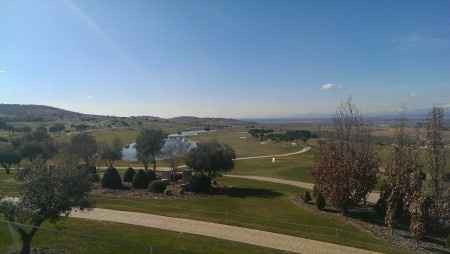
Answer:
1, 0, 450, 118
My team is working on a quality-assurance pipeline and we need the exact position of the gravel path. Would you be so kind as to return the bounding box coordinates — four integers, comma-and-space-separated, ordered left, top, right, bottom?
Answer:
224, 175, 381, 204
71, 208, 381, 254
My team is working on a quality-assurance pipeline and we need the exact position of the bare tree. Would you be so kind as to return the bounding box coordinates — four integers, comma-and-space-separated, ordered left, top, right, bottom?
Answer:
425, 106, 449, 227
383, 120, 425, 234
313, 100, 378, 213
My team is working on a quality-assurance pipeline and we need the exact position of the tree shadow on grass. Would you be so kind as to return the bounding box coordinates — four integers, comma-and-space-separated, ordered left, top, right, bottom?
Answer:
211, 186, 283, 199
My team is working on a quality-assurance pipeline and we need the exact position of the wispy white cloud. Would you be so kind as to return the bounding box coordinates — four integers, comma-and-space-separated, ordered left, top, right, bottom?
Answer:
0, 69, 6, 73
393, 31, 450, 51
320, 83, 338, 91
87, 95, 94, 100
409, 92, 416, 97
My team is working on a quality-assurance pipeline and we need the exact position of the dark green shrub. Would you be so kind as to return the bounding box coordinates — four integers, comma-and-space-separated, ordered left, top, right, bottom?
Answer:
447, 234, 450, 248
132, 170, 150, 189
312, 185, 319, 197
302, 191, 312, 203
123, 167, 136, 183
148, 180, 167, 193
316, 193, 326, 210
147, 170, 157, 181
87, 166, 99, 183
189, 174, 211, 193
101, 167, 122, 189
375, 196, 387, 217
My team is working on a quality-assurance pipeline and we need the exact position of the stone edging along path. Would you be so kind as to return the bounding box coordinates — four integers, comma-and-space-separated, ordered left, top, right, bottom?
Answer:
71, 208, 382, 254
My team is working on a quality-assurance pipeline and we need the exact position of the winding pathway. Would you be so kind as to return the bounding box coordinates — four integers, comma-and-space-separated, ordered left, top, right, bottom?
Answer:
224, 175, 380, 204
233, 147, 311, 161
71, 208, 381, 254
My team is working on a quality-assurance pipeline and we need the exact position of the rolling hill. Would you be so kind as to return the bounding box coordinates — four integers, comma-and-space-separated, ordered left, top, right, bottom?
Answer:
0, 104, 249, 127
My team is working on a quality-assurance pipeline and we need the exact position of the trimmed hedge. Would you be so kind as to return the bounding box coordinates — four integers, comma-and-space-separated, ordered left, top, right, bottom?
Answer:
88, 166, 100, 183
133, 170, 150, 189
189, 175, 211, 193
123, 167, 136, 183
148, 180, 167, 193
101, 167, 122, 189
316, 193, 326, 210
302, 191, 312, 203
147, 170, 157, 181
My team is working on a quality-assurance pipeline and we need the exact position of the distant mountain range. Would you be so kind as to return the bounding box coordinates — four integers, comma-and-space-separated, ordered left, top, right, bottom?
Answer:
0, 104, 249, 126
245, 107, 450, 124
1, 103, 448, 126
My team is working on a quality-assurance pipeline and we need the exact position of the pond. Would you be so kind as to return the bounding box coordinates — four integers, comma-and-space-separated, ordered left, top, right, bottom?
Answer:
121, 130, 211, 161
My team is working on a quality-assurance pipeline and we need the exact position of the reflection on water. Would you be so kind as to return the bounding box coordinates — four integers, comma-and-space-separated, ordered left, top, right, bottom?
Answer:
121, 130, 210, 161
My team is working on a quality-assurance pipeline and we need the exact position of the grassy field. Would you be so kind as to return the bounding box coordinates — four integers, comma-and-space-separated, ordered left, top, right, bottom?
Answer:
232, 150, 316, 182
0, 171, 19, 195
0, 218, 289, 254
94, 177, 408, 254
0, 171, 407, 253
189, 128, 301, 157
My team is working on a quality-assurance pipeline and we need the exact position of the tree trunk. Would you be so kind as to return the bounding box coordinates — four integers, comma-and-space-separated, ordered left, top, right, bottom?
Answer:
20, 237, 31, 254
152, 159, 157, 172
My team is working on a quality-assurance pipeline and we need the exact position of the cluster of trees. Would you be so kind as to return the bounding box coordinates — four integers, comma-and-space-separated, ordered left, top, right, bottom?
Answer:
0, 127, 166, 254
48, 123, 65, 133
248, 128, 317, 143
0, 125, 237, 253
313, 101, 449, 247
0, 118, 12, 131
379, 107, 449, 245
248, 128, 274, 141
266, 130, 317, 143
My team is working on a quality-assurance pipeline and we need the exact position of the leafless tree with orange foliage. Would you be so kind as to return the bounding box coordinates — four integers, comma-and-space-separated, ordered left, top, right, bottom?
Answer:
312, 100, 378, 213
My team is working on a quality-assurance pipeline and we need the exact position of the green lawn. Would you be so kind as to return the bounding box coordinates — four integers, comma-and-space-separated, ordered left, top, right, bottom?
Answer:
0, 171, 409, 254
90, 128, 139, 145
0, 171, 19, 196
0, 218, 288, 254
94, 177, 408, 254
190, 129, 301, 157
232, 150, 316, 182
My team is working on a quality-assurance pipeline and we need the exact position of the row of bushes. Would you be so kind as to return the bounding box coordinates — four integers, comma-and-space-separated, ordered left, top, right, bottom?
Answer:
100, 166, 214, 194
101, 167, 167, 193
301, 190, 326, 210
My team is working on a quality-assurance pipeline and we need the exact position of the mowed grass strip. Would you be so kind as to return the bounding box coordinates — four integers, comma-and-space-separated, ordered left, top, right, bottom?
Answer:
0, 218, 289, 254
94, 177, 409, 254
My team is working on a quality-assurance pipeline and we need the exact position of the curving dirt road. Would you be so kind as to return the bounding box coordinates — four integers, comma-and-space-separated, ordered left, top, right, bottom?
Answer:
224, 175, 380, 204
71, 208, 381, 254
233, 147, 312, 161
